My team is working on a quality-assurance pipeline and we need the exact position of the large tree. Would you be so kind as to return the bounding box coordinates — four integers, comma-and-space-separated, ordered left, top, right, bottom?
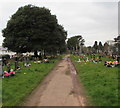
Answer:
44, 24, 67, 55
93, 41, 98, 54
2, 5, 67, 55
67, 35, 84, 54
103, 42, 109, 55
98, 41, 103, 53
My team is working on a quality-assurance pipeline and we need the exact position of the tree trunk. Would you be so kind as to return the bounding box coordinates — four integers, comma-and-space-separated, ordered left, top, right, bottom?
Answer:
39, 52, 42, 60
44, 50, 47, 59
34, 51, 38, 57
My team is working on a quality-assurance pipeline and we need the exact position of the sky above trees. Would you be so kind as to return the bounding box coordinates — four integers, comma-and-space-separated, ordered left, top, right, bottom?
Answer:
0, 0, 118, 46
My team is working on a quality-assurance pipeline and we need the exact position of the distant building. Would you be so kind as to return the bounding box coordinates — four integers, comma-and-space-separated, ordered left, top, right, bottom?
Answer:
0, 46, 16, 55
0, 46, 34, 56
106, 40, 115, 46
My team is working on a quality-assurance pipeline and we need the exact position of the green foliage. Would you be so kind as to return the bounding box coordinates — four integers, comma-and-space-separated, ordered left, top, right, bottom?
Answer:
98, 41, 103, 52
2, 54, 10, 60
67, 35, 84, 53
71, 55, 119, 106
44, 24, 67, 55
93, 41, 98, 53
2, 5, 67, 54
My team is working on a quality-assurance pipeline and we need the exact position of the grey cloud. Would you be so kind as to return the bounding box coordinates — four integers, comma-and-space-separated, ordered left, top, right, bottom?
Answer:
0, 1, 118, 46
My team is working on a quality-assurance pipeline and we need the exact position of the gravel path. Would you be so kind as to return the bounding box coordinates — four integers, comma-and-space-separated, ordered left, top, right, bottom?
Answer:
23, 55, 88, 106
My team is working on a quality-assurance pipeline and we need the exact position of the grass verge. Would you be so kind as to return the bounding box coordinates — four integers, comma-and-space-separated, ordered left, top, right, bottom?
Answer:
2, 56, 62, 106
71, 55, 119, 106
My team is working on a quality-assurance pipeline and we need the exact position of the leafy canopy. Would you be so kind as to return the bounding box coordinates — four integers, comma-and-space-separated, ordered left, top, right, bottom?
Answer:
2, 5, 67, 54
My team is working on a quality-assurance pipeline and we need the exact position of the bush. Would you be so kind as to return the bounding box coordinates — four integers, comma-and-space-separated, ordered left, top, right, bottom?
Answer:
2, 54, 10, 60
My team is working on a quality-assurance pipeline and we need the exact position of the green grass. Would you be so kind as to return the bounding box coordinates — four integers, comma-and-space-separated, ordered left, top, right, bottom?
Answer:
0, 79, 2, 107
71, 55, 119, 106
2, 56, 62, 106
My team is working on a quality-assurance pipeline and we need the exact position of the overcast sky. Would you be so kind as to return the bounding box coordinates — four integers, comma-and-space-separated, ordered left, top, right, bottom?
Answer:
0, 0, 119, 47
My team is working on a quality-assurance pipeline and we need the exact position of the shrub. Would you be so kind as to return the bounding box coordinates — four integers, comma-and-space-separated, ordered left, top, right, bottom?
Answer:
2, 54, 10, 60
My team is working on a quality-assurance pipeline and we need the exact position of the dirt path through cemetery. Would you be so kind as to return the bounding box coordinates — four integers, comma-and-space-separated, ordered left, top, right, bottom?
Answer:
23, 55, 88, 106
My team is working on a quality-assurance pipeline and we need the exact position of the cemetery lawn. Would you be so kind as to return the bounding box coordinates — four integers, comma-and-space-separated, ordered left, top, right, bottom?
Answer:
71, 55, 119, 106
2, 56, 62, 106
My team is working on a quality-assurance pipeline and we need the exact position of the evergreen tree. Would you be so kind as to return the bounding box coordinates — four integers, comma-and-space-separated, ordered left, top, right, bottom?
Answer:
2, 5, 67, 55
